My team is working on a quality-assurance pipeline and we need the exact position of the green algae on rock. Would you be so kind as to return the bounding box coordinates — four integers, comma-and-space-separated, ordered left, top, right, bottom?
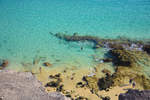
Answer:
108, 49, 150, 67
50, 32, 148, 50
98, 73, 114, 90
112, 67, 150, 90
82, 75, 99, 94
50, 32, 150, 91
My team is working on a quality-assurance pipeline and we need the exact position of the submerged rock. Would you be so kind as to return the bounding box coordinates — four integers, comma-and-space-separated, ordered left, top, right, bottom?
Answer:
119, 89, 150, 100
51, 32, 147, 50
109, 48, 150, 67
43, 62, 52, 67
0, 60, 9, 69
109, 49, 135, 66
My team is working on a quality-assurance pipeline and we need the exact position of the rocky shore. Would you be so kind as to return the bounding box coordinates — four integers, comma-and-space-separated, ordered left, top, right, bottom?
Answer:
119, 89, 150, 100
0, 70, 70, 100
1, 33, 150, 100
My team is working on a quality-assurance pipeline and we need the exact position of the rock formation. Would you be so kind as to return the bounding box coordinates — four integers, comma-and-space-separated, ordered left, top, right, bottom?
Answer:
119, 89, 150, 100
0, 70, 70, 100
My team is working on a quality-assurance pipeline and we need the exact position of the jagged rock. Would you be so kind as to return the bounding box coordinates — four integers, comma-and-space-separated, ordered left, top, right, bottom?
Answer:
97, 66, 150, 90
143, 44, 150, 54
112, 67, 150, 89
45, 81, 60, 87
49, 73, 61, 79
75, 96, 89, 100
119, 89, 150, 100
109, 49, 150, 67
108, 43, 124, 50
98, 73, 114, 90
76, 82, 85, 88
56, 84, 64, 92
51, 32, 146, 50
46, 73, 63, 88
0, 70, 70, 100
102, 96, 111, 100
102, 58, 113, 63
109, 49, 135, 66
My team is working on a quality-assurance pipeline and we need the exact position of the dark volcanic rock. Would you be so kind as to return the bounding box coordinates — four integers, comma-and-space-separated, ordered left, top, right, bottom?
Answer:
109, 49, 133, 66
143, 44, 150, 54
119, 89, 150, 100
51, 32, 146, 50
102, 96, 111, 100
98, 73, 114, 90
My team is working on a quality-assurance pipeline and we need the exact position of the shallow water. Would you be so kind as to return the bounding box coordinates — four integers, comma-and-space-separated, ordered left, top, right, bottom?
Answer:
0, 0, 150, 69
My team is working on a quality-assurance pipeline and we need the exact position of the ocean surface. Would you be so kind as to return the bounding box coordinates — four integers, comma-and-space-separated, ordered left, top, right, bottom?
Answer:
0, 0, 150, 70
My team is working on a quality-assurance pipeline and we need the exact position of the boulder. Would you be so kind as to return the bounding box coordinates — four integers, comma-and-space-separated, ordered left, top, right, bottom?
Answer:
0, 70, 70, 100
119, 89, 150, 100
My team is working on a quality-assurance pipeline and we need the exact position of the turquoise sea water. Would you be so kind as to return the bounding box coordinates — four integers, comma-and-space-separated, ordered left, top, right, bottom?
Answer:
0, 0, 150, 69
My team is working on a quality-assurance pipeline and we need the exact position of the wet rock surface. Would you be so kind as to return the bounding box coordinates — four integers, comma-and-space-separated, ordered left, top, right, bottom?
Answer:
48, 33, 150, 99
143, 44, 150, 54
108, 48, 150, 67
50, 32, 148, 50
98, 73, 114, 90
112, 67, 150, 89
119, 89, 150, 100
0, 70, 70, 100
0, 60, 9, 69
45, 73, 64, 92
43, 62, 52, 67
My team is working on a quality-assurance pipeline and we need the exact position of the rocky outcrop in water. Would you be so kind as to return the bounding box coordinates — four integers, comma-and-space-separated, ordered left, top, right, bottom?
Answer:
108, 49, 150, 67
119, 89, 150, 100
50, 32, 147, 50
0, 60, 9, 69
0, 70, 70, 100
51, 32, 150, 91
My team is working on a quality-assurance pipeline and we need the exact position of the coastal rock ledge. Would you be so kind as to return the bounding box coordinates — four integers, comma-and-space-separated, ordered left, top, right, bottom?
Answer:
0, 70, 70, 100
119, 89, 150, 100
